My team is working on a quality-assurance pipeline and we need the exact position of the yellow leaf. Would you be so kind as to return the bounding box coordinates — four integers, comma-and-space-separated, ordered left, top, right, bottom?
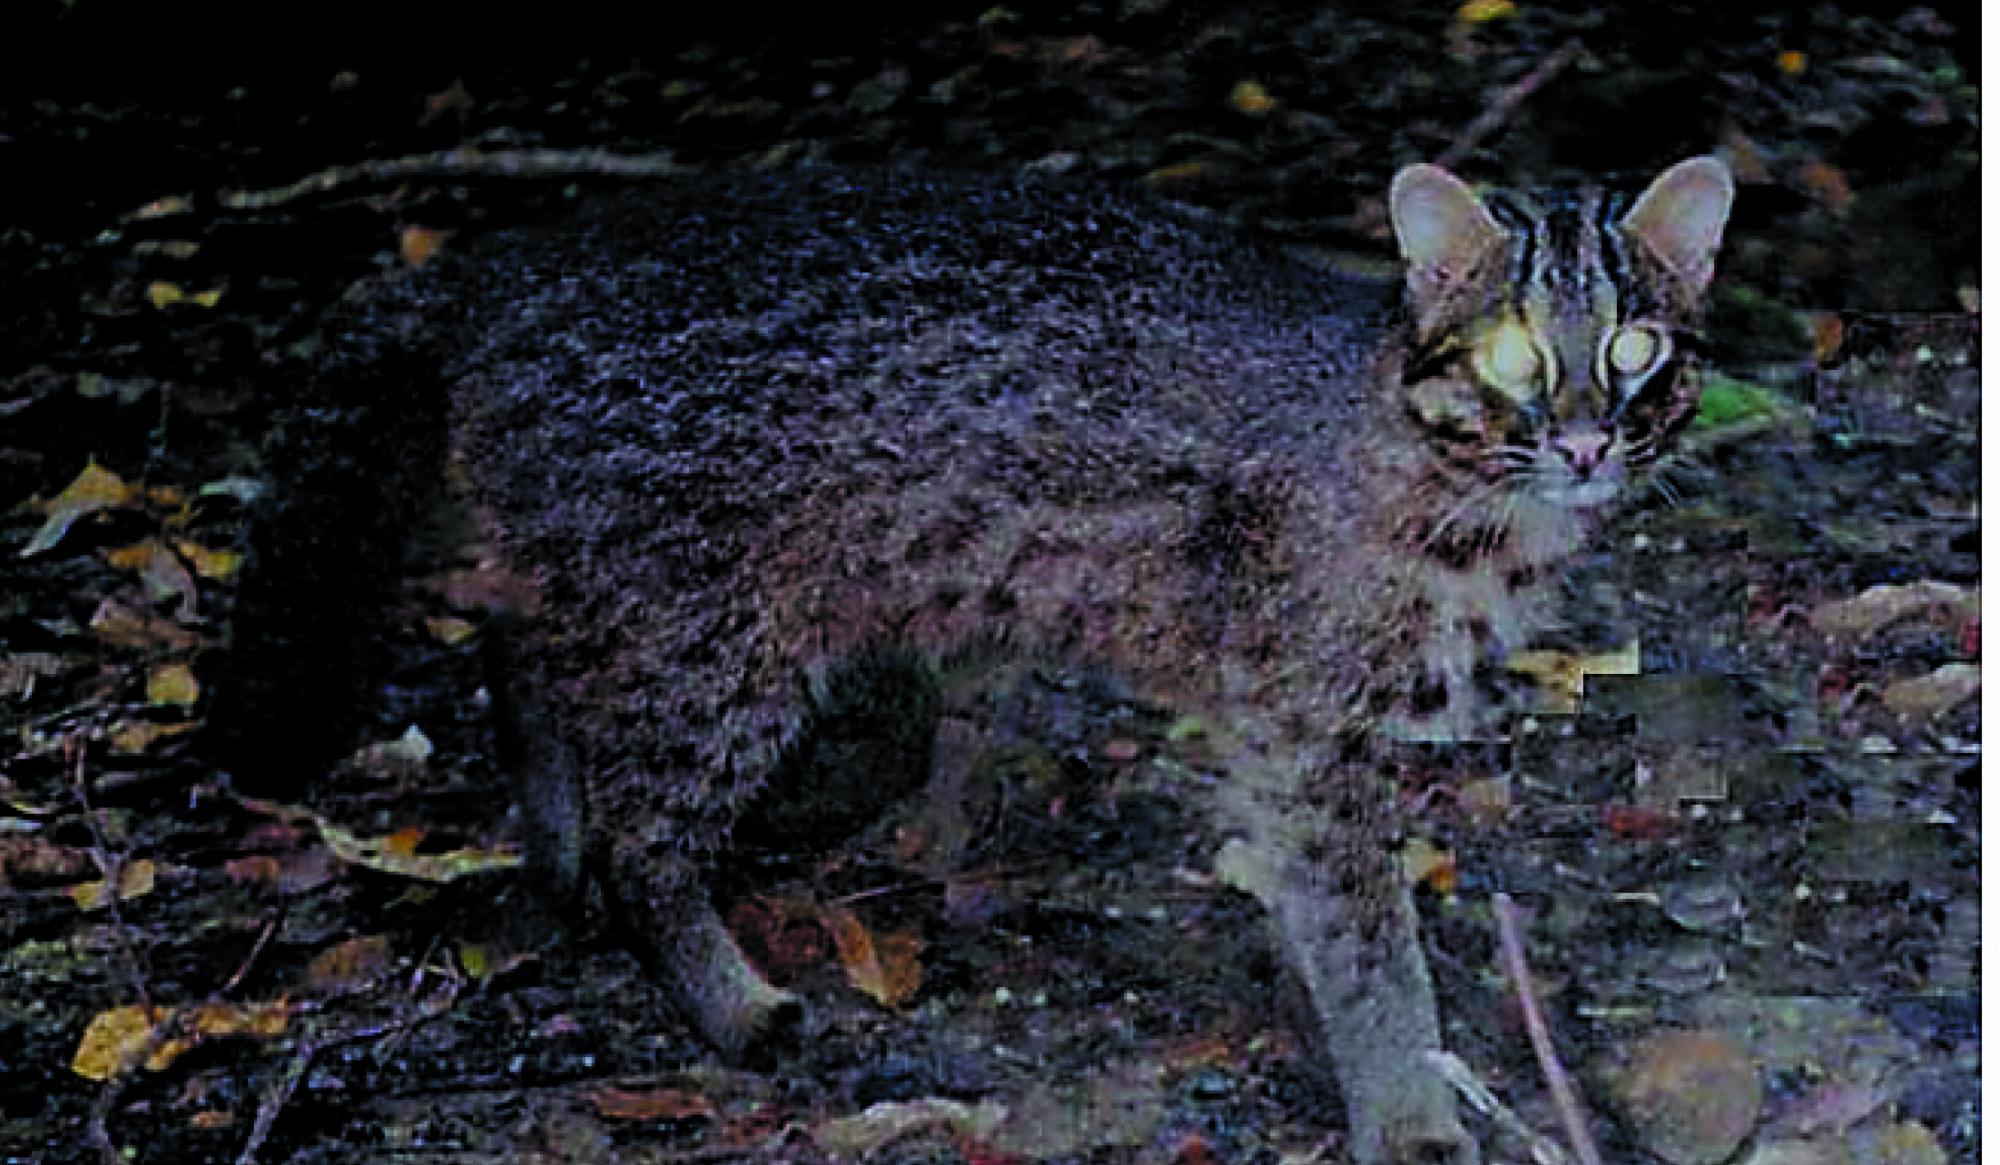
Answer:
826, 905, 924, 1008
1507, 640, 1639, 713
71, 858, 157, 912
400, 226, 450, 267
1456, 0, 1518, 23
186, 1001, 291, 1039
1143, 161, 1209, 188
71, 1004, 168, 1080
425, 615, 478, 645
109, 720, 199, 755
146, 282, 221, 309
1229, 80, 1276, 116
149, 1002, 292, 1071
318, 818, 521, 882
173, 539, 244, 581
22, 463, 136, 557
1775, 50, 1807, 76
146, 663, 201, 708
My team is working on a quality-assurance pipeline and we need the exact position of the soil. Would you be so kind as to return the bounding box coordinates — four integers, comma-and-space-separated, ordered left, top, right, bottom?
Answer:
0, 3, 1977, 1164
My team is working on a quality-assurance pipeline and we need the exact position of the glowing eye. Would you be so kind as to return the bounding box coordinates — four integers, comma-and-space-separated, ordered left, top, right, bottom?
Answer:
1478, 324, 1543, 396
1607, 325, 1667, 377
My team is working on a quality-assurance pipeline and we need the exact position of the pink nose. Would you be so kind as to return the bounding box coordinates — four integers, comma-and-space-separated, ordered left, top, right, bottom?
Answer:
1553, 424, 1613, 478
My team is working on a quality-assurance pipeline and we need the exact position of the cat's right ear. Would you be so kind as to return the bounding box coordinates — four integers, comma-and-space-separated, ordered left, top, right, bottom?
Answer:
1389, 163, 1505, 319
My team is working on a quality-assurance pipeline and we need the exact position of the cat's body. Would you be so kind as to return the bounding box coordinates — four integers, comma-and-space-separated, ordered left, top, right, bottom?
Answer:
220, 161, 1731, 1165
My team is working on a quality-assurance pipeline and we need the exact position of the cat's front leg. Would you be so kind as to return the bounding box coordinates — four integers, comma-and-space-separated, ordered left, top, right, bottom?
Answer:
1214, 758, 1475, 1165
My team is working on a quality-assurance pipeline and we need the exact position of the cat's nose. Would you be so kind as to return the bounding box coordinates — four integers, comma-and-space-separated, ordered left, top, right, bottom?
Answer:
1552, 423, 1613, 478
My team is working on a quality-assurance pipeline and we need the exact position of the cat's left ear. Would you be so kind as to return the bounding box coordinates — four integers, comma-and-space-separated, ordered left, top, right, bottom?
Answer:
1622, 157, 1734, 293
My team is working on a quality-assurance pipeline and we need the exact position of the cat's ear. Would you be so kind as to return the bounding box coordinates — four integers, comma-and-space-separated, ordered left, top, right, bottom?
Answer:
1389, 163, 1506, 315
1621, 157, 1734, 293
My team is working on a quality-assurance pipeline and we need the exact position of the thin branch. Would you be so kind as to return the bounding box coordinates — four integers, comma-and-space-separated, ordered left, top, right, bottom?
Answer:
1436, 40, 1585, 170
1493, 892, 1603, 1165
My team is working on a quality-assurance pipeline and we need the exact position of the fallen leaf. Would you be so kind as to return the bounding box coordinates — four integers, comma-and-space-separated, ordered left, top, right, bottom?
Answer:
317, 819, 519, 882
1456, 0, 1517, 21
1854, 1120, 1948, 1165
109, 720, 199, 755
1879, 662, 1979, 719
1143, 161, 1210, 188
71, 858, 157, 911
1808, 581, 1977, 640
223, 849, 339, 895
146, 663, 201, 708
150, 1002, 292, 1070
306, 935, 394, 994
70, 1005, 167, 1080
1798, 160, 1854, 216
104, 539, 202, 620
90, 599, 203, 651
426, 615, 478, 645
592, 1084, 715, 1123
817, 1099, 1007, 1158
1229, 80, 1275, 115
22, 463, 137, 557
1507, 640, 1639, 712
1605, 803, 1680, 840
1615, 1028, 1761, 1165
826, 905, 924, 1008
172, 538, 244, 582
400, 226, 450, 267
1776, 50, 1808, 75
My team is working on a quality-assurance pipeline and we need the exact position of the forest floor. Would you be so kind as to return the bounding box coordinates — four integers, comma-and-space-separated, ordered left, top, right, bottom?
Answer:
0, 2, 1979, 1163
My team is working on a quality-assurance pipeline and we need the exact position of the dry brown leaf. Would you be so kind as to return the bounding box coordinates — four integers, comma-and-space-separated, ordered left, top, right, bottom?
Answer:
90, 598, 203, 651
1616, 1028, 1761, 1165
592, 1084, 716, 1123
1798, 160, 1854, 216
307, 935, 394, 994
150, 1002, 293, 1070
400, 226, 450, 267
826, 905, 924, 1009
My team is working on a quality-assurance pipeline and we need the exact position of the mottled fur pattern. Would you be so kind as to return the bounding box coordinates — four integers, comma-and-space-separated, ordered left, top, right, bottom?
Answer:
224, 160, 1731, 1165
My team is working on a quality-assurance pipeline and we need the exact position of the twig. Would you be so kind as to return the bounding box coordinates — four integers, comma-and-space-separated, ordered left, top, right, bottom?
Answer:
1436, 40, 1585, 171
1493, 893, 1603, 1165
122, 147, 697, 222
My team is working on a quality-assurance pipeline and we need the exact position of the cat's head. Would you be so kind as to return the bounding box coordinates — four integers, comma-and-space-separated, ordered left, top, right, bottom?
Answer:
1384, 157, 1733, 551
